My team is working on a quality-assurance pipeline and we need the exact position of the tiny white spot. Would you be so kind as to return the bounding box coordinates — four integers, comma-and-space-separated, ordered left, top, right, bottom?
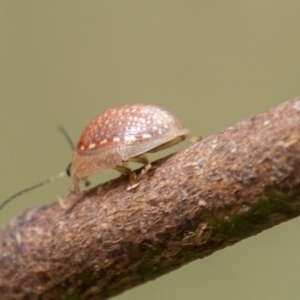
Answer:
294, 100, 300, 111
111, 110, 117, 115
231, 145, 237, 153
131, 108, 137, 113
129, 116, 133, 121
118, 121, 122, 125
88, 143, 96, 149
124, 136, 136, 141
199, 199, 207, 207
163, 124, 168, 129
142, 133, 152, 139
264, 120, 270, 126
156, 119, 163, 125
139, 118, 146, 123
158, 129, 162, 134
212, 140, 218, 148
100, 139, 107, 144
80, 145, 85, 150
113, 137, 120, 142
153, 126, 158, 130
14, 230, 23, 245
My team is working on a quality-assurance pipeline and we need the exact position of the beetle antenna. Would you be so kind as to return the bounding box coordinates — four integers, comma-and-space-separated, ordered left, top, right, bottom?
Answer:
1, 126, 92, 211
0, 127, 72, 211
58, 126, 75, 150
0, 172, 66, 211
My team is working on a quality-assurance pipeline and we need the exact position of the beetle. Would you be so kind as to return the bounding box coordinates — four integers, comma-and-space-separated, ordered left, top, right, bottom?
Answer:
0, 104, 190, 210
69, 104, 189, 192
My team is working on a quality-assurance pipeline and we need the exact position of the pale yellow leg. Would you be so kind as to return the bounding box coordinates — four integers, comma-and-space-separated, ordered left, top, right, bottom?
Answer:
71, 175, 80, 194
113, 165, 139, 191
190, 136, 202, 143
126, 154, 152, 175
57, 195, 69, 209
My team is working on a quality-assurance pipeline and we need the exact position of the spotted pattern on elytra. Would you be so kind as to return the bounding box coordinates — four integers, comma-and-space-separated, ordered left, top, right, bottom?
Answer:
77, 104, 184, 152
72, 103, 189, 181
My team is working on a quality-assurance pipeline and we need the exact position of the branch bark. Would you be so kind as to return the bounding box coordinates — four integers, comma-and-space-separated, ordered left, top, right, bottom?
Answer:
1, 97, 300, 300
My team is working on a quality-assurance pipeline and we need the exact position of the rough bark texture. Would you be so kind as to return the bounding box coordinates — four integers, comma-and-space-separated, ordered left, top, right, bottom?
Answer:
1, 97, 300, 300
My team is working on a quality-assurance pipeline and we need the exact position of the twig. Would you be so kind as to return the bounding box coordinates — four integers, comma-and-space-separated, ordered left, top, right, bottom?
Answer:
1, 97, 300, 300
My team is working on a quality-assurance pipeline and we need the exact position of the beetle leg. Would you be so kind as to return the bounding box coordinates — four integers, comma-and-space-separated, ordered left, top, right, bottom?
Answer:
126, 154, 152, 175
113, 165, 139, 190
57, 195, 69, 209
71, 174, 80, 194
113, 165, 136, 180
190, 136, 202, 143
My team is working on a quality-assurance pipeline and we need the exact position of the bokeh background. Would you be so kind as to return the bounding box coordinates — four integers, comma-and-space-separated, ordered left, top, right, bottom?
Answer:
1, 1, 300, 299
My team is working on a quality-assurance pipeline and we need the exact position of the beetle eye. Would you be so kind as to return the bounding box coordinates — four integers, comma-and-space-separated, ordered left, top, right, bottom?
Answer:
66, 163, 71, 177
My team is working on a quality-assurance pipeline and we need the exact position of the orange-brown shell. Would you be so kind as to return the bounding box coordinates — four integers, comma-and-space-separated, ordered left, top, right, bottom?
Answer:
71, 104, 189, 180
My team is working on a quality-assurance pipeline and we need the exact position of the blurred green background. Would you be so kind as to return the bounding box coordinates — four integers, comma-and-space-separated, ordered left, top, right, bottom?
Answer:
1, 1, 300, 299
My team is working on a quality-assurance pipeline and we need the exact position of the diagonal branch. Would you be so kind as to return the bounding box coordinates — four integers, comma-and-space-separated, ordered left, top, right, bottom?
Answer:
1, 97, 300, 300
